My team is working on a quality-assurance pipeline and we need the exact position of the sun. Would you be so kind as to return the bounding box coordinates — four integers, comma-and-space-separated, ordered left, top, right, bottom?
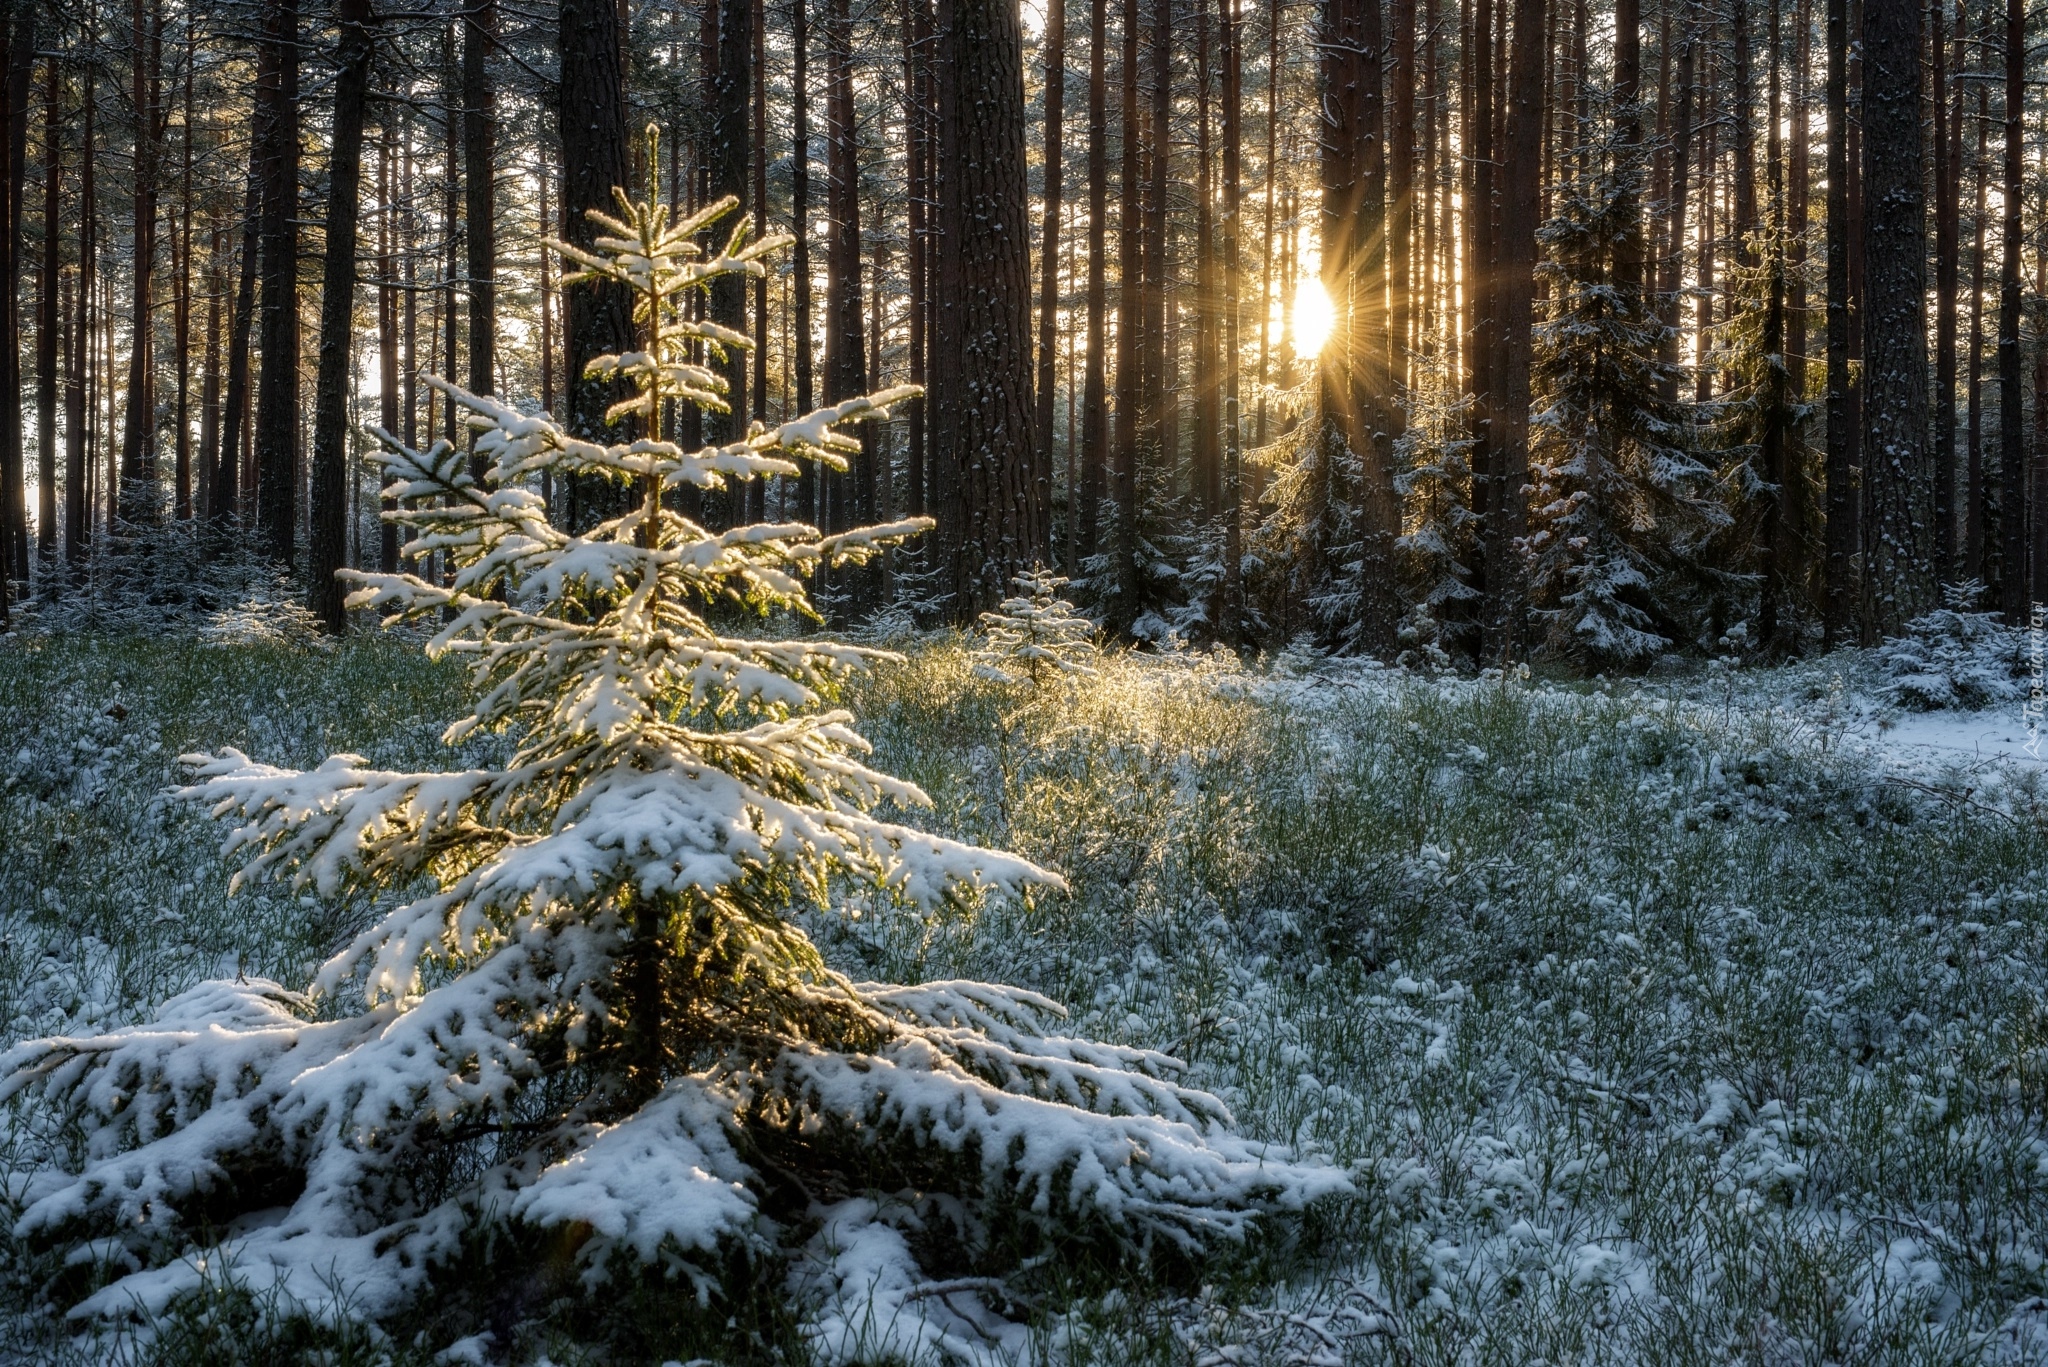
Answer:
1292, 278, 1335, 358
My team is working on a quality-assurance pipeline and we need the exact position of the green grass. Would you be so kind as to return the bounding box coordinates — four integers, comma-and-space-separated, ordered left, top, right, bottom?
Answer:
4, 631, 2048, 1364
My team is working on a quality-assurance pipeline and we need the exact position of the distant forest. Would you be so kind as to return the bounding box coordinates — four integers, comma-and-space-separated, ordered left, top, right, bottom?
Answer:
0, 0, 2040, 665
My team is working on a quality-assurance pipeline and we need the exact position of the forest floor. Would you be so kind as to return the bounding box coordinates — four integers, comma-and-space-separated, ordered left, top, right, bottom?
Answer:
2, 626, 2047, 1365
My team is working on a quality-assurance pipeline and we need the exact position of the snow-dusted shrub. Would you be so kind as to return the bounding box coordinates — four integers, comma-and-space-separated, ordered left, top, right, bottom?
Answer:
971, 569, 1101, 684
1878, 583, 2030, 711
2, 154, 1341, 1348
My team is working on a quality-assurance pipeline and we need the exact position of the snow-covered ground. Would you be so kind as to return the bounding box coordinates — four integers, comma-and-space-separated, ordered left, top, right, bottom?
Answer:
2, 629, 2047, 1365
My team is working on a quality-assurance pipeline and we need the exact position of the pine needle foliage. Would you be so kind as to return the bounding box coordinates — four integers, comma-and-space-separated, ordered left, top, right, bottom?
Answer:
972, 568, 1102, 684
1, 142, 1343, 1349
1529, 156, 1718, 668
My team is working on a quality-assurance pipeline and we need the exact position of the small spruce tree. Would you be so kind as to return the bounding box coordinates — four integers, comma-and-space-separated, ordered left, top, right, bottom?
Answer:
972, 568, 1102, 684
2, 144, 1342, 1351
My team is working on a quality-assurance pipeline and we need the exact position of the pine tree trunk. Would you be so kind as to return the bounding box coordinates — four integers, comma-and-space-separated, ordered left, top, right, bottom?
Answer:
308, 0, 376, 633
67, 65, 92, 575
1078, 0, 1109, 564
1219, 0, 1245, 638
214, 159, 256, 528
1659, 20, 1692, 399
1193, 7, 1216, 518
1822, 0, 1856, 645
1996, 0, 2023, 618
1482, 0, 1545, 661
0, 5, 31, 592
1860, 0, 1933, 634
823, 0, 865, 538
173, 38, 194, 522
119, 0, 159, 516
254, 0, 301, 564
1932, 0, 1957, 577
793, 0, 817, 526
380, 132, 400, 573
708, 0, 751, 525
465, 0, 496, 413
559, 0, 633, 531
901, 0, 925, 523
1035, 0, 1065, 566
35, 51, 58, 562
1465, 0, 1496, 535
931, 0, 1036, 620
749, 0, 767, 525
1965, 66, 1987, 580
1389, 0, 1416, 393
1108, 0, 1141, 614
1143, 0, 1169, 489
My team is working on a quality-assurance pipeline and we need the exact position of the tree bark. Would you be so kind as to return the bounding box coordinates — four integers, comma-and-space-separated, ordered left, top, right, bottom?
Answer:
1996, 0, 2024, 617
1860, 0, 1933, 633
559, 0, 634, 530
1389, 0, 1416, 389
823, 0, 864, 536
465, 0, 497, 412
119, 0, 160, 516
309, 0, 377, 633
931, 0, 1036, 620
1034, 0, 1065, 565
35, 50, 58, 562
793, 0, 818, 526
1823, 0, 1856, 645
254, 0, 301, 564
1931, 0, 1958, 578
1078, 0, 1109, 563
1482, 0, 1545, 660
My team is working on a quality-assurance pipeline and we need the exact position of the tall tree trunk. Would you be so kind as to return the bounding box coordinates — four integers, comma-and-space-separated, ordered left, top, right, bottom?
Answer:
1483, 0, 1545, 660
1932, 0, 1957, 577
35, 50, 58, 563
465, 0, 497, 413
1658, 20, 1693, 399
254, 0, 301, 564
793, 0, 818, 526
1143, 0, 1169, 488
1220, 0, 1245, 638
1861, 0, 1933, 633
1996, 0, 2023, 617
215, 169, 258, 528
380, 131, 400, 572
120, 0, 158, 515
931, 0, 1036, 619
1078, 0, 1108, 564
67, 63, 92, 576
1823, 0, 1856, 644
0, 5, 31, 593
1108, 0, 1141, 613
173, 32, 194, 521
1965, 64, 1987, 580
559, 0, 633, 531
823, 0, 864, 539
708, 0, 751, 525
1035, 0, 1065, 565
1193, 5, 1216, 517
308, 0, 377, 633
1389, 0, 1416, 393
1467, 0, 1496, 535
749, 0, 767, 525
1611, 0, 1640, 292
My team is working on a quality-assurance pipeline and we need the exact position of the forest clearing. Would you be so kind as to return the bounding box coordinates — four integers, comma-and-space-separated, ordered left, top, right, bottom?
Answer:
0, 612, 2045, 1364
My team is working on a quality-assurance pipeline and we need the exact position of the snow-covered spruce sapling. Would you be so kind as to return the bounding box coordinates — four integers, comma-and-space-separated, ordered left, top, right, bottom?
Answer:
970, 568, 1101, 685
1, 150, 1344, 1348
